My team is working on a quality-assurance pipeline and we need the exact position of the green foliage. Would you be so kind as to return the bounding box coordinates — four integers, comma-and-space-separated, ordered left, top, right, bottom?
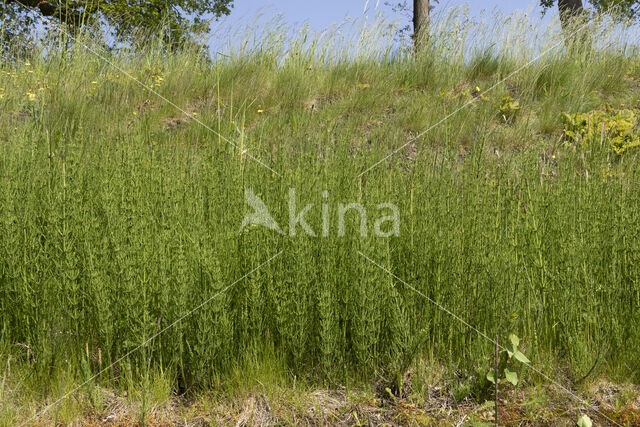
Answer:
486, 334, 530, 387
540, 0, 640, 20
577, 414, 593, 427
1, 9, 640, 423
585, 0, 640, 19
1, 0, 234, 47
499, 94, 521, 124
562, 105, 640, 154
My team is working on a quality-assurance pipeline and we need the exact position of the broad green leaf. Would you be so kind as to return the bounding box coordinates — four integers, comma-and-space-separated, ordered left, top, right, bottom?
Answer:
513, 350, 531, 365
486, 371, 496, 384
504, 368, 518, 386
509, 334, 520, 348
577, 414, 592, 427
506, 343, 515, 358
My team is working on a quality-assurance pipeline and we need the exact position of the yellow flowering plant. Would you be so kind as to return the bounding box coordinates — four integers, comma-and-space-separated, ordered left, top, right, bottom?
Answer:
562, 104, 640, 155
499, 94, 520, 123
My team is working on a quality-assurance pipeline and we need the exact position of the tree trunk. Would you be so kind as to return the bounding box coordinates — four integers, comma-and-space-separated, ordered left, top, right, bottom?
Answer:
558, 0, 591, 51
413, 0, 430, 50
558, 0, 584, 32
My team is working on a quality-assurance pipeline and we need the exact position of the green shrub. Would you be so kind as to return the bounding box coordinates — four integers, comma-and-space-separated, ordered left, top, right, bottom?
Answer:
562, 105, 640, 154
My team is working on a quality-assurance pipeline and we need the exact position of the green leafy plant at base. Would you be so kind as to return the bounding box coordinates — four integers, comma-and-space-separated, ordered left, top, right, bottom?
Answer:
486, 334, 530, 387
562, 105, 640, 154
577, 414, 593, 427
499, 94, 520, 123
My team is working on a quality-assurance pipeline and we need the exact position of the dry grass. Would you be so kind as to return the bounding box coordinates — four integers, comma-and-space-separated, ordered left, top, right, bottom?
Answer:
23, 379, 640, 426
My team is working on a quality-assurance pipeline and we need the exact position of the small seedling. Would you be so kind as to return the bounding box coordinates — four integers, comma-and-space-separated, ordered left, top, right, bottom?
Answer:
486, 334, 530, 387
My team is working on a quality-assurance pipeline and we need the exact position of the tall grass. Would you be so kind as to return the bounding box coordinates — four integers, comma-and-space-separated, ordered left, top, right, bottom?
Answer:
1, 7, 640, 423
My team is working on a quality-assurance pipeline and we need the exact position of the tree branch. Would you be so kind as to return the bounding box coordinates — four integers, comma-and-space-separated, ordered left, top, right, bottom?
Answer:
6, 0, 86, 27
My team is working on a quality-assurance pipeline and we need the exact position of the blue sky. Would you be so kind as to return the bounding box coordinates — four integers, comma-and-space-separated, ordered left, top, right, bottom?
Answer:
217, 0, 550, 31
205, 0, 560, 54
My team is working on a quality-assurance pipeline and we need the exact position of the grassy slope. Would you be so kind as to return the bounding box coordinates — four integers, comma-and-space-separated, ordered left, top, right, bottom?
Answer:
1, 13, 640, 425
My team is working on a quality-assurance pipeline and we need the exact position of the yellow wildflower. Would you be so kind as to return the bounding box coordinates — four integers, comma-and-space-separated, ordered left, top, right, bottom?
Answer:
257, 109, 264, 113
132, 111, 137, 115
26, 92, 36, 101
